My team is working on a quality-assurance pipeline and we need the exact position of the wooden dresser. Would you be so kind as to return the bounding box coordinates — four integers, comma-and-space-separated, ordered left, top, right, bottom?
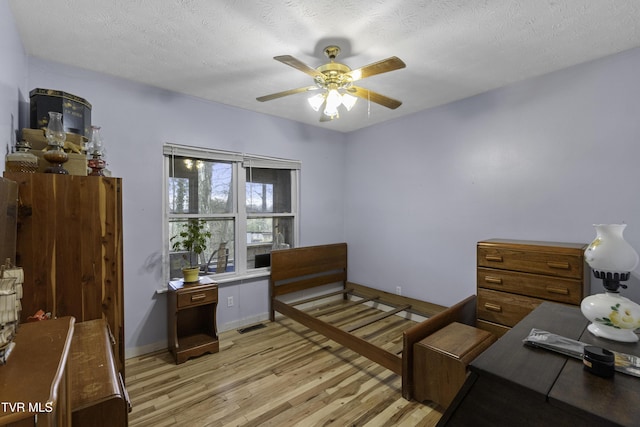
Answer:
0, 317, 75, 427
70, 319, 129, 426
3, 173, 125, 378
476, 239, 590, 337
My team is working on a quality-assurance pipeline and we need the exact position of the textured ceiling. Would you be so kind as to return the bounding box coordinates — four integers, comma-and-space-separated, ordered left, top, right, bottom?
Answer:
8, 0, 640, 132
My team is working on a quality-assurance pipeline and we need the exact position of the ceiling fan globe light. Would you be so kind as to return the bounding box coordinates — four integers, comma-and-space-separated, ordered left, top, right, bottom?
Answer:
308, 93, 325, 111
341, 93, 357, 111
324, 89, 341, 116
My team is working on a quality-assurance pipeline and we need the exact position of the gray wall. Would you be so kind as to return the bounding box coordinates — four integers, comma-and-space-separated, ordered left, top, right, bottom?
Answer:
4, 1, 640, 356
25, 57, 348, 356
0, 2, 27, 161
345, 48, 640, 307
1, 1, 348, 355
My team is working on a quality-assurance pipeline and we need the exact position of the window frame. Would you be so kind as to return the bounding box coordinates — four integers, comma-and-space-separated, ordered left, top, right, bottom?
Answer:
163, 143, 300, 283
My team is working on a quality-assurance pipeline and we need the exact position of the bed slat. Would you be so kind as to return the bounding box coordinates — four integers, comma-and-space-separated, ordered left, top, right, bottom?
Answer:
289, 288, 353, 307
343, 305, 412, 333
311, 296, 378, 318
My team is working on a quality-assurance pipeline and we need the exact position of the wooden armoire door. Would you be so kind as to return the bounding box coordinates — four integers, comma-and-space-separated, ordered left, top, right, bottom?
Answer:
4, 172, 124, 377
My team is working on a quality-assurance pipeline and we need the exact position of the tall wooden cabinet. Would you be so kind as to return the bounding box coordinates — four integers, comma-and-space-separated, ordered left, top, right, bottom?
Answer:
476, 239, 590, 337
3, 172, 125, 377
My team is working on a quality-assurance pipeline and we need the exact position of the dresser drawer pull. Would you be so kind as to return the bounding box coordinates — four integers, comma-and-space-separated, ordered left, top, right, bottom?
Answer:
191, 293, 207, 302
484, 276, 503, 285
484, 303, 502, 313
485, 255, 503, 262
546, 286, 569, 295
547, 261, 570, 270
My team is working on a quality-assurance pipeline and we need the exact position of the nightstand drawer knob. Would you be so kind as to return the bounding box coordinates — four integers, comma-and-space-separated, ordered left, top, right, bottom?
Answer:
191, 293, 207, 302
546, 286, 569, 295
484, 276, 503, 284
484, 303, 502, 312
547, 261, 570, 270
485, 255, 503, 262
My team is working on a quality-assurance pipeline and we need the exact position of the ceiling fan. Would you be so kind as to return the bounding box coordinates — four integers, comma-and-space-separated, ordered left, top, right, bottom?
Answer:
256, 46, 406, 122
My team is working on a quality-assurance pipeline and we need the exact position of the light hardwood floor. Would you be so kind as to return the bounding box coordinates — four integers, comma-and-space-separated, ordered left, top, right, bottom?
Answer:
126, 303, 443, 426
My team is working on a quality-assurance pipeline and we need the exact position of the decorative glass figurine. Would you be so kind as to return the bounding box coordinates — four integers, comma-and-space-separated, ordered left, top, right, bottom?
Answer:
43, 111, 69, 174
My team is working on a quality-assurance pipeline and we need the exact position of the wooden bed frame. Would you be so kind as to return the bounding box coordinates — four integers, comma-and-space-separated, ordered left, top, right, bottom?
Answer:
269, 242, 478, 400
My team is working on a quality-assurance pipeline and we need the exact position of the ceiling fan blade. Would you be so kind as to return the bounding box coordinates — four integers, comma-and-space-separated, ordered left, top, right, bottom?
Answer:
274, 55, 324, 79
256, 86, 318, 102
350, 86, 402, 109
347, 56, 406, 81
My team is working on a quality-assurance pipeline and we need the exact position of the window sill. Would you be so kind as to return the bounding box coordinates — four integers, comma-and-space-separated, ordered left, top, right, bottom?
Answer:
213, 269, 271, 285
156, 269, 271, 294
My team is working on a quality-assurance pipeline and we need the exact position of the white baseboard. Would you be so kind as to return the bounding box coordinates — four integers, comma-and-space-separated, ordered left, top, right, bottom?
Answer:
125, 340, 168, 359
218, 312, 270, 333
125, 313, 271, 359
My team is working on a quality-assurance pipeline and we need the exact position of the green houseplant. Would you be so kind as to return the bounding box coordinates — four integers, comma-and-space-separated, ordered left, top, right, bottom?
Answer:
170, 219, 211, 283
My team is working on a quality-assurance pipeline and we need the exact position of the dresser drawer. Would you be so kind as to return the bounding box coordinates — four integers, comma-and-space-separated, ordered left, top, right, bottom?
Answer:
177, 287, 218, 308
477, 246, 584, 279
477, 288, 544, 327
477, 267, 585, 305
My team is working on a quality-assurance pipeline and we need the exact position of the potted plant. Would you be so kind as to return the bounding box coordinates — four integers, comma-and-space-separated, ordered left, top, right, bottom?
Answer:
170, 219, 211, 283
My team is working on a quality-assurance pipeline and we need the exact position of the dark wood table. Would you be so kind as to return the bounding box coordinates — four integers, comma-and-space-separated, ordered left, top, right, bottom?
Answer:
438, 302, 640, 426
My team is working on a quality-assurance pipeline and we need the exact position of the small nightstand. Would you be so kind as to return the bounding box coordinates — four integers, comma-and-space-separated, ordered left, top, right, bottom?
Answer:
167, 280, 219, 364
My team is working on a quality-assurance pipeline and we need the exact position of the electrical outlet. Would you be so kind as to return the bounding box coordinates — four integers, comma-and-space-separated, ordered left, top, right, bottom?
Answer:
227, 296, 234, 307
395, 286, 401, 295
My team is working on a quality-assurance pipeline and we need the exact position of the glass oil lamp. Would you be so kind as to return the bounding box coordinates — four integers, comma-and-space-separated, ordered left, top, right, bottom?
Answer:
43, 111, 69, 174
87, 125, 107, 176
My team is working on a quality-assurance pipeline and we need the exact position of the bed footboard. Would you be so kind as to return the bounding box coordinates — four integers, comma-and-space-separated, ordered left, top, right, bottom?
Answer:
401, 294, 477, 400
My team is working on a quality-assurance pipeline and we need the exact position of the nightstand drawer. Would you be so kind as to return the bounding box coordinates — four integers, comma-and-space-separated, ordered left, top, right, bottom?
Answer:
177, 287, 217, 308
477, 246, 583, 279
477, 267, 584, 305
477, 288, 544, 327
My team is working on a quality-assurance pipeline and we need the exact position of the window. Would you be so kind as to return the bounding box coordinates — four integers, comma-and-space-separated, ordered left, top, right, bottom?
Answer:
164, 144, 300, 281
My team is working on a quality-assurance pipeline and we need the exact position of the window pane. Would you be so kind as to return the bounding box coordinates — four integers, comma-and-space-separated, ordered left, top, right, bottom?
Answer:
169, 156, 233, 214
246, 168, 291, 213
246, 216, 293, 269
169, 218, 235, 278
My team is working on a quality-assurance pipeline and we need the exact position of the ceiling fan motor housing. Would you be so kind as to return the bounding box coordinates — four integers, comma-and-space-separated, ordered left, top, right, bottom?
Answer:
316, 62, 352, 88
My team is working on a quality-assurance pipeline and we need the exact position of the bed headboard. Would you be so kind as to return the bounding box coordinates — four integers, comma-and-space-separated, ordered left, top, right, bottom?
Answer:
269, 243, 347, 320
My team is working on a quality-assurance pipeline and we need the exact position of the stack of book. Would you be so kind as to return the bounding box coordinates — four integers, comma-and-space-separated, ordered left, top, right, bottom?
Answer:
0, 265, 24, 365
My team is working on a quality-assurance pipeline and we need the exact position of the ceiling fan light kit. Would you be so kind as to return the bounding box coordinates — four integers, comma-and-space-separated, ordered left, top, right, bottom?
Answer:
257, 45, 406, 122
